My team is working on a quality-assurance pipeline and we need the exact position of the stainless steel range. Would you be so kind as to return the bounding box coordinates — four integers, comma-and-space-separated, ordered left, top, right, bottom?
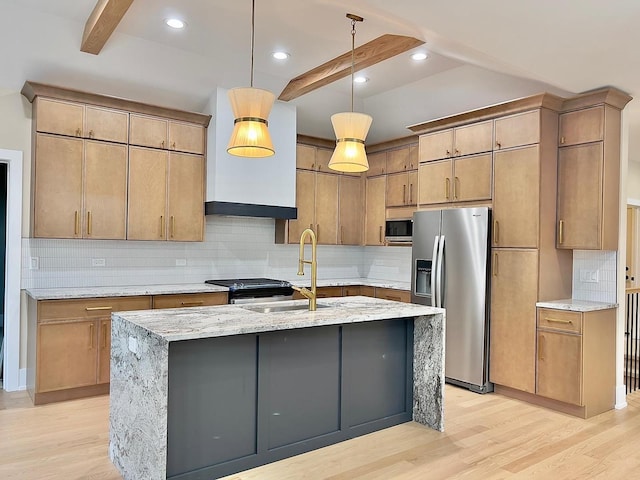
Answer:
204, 278, 294, 304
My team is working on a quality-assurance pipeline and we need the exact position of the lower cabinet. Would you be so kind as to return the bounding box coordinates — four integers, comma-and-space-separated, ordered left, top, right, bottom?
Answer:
152, 292, 228, 309
536, 307, 615, 418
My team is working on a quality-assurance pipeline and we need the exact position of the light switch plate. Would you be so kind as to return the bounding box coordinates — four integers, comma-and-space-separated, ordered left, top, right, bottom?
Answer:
175, 258, 187, 266
91, 258, 106, 267
29, 257, 39, 270
580, 269, 599, 283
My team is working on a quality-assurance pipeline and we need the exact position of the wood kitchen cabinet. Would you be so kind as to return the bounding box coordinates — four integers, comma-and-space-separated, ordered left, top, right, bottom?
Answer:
128, 147, 204, 241
558, 106, 603, 146
418, 120, 493, 162
339, 175, 364, 245
366, 151, 387, 177
365, 175, 386, 245
28, 295, 152, 405
536, 307, 615, 418
386, 145, 417, 173
34, 134, 127, 239
489, 249, 539, 394
152, 292, 228, 309
417, 153, 491, 206
375, 288, 411, 303
386, 171, 417, 207
295, 144, 332, 172
494, 110, 540, 150
130, 114, 205, 154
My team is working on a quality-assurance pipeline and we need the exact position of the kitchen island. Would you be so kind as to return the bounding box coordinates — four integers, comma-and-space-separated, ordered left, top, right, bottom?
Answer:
109, 296, 445, 480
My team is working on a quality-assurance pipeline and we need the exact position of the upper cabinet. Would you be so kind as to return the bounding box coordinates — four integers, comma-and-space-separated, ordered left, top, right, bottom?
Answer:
23, 81, 211, 241
366, 151, 387, 177
386, 145, 417, 173
558, 107, 603, 146
494, 110, 540, 150
418, 120, 493, 162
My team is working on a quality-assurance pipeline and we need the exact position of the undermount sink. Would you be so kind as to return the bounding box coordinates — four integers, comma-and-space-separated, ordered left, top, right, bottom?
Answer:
242, 303, 328, 314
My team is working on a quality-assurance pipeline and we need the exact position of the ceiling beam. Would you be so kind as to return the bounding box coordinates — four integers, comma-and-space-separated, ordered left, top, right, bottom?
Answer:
81, 0, 135, 55
278, 34, 424, 102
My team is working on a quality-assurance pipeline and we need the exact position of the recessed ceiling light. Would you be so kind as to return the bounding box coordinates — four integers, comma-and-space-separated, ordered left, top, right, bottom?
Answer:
165, 18, 186, 29
411, 52, 428, 61
354, 76, 369, 84
272, 51, 290, 60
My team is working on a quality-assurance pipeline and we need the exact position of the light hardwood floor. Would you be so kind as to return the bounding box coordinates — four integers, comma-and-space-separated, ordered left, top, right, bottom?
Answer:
1, 385, 640, 479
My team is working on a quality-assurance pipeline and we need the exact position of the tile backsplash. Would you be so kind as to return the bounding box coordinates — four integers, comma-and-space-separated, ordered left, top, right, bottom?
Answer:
21, 216, 406, 290
572, 250, 617, 303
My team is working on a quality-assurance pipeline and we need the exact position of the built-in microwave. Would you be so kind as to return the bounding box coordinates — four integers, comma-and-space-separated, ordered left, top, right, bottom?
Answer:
385, 219, 413, 243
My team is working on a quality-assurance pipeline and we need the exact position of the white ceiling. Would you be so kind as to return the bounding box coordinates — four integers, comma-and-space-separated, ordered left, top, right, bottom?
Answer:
1, 0, 639, 154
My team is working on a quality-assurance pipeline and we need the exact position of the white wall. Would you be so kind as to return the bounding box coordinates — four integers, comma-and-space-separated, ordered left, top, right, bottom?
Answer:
629, 160, 640, 201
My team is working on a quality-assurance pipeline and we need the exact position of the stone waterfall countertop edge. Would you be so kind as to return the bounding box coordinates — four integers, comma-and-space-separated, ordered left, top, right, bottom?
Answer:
536, 299, 618, 312
24, 278, 411, 300
112, 296, 444, 342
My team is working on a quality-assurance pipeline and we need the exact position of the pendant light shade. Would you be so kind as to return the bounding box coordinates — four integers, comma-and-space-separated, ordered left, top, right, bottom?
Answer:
328, 111, 372, 172
227, 87, 275, 157
227, 0, 276, 158
329, 13, 371, 173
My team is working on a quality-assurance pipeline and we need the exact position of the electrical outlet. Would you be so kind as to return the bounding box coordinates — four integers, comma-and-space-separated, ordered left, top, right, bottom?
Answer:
91, 258, 106, 267
175, 258, 187, 266
580, 269, 599, 283
30, 257, 39, 270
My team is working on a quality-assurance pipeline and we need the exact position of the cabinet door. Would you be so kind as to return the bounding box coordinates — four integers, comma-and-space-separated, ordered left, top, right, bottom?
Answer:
366, 152, 386, 177
128, 147, 168, 240
84, 141, 128, 239
375, 288, 410, 303
85, 106, 129, 143
97, 319, 111, 385
489, 249, 538, 393
315, 172, 339, 244
289, 170, 315, 242
365, 176, 386, 246
129, 114, 168, 149
168, 121, 205, 155
296, 144, 316, 170
419, 129, 453, 162
168, 152, 204, 241
494, 110, 540, 150
386, 146, 417, 173
34, 134, 83, 238
406, 170, 418, 206
37, 321, 98, 392
453, 121, 493, 157
417, 160, 451, 205
153, 292, 228, 309
559, 106, 604, 146
339, 175, 363, 245
557, 143, 603, 249
36, 98, 84, 137
316, 148, 333, 173
452, 153, 492, 202
493, 146, 539, 248
536, 330, 582, 405
386, 173, 409, 207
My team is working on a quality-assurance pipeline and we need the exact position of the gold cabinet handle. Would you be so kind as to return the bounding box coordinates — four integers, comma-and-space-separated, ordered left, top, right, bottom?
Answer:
76, 128, 81, 137
559, 219, 564, 245
87, 211, 92, 236
445, 149, 451, 157
403, 184, 407, 204
454, 149, 460, 156
379, 225, 383, 244
181, 301, 204, 307
89, 323, 94, 348
543, 317, 573, 325
161, 140, 165, 148
86, 306, 113, 311
493, 252, 498, 276
454, 176, 460, 200
495, 141, 501, 149
445, 178, 450, 199
494, 220, 499, 245
409, 183, 414, 204
170, 215, 175, 238
102, 323, 108, 348
89, 130, 94, 139
160, 216, 165, 238
560, 136, 565, 145
171, 141, 176, 149
74, 211, 79, 235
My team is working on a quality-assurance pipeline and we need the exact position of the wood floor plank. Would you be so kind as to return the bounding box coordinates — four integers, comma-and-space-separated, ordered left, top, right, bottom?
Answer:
1, 386, 640, 479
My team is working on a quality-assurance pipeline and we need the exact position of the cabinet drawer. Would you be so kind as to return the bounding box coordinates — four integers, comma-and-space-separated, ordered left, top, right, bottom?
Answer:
360, 286, 376, 297
537, 308, 582, 334
38, 296, 152, 323
343, 286, 362, 296
152, 292, 228, 309
375, 288, 410, 303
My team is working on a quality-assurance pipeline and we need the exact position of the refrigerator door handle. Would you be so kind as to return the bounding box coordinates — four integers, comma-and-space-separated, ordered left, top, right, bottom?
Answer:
436, 235, 445, 308
430, 235, 440, 307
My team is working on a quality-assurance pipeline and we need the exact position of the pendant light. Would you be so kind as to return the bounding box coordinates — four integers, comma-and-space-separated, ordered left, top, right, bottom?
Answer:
328, 14, 372, 173
227, 0, 275, 157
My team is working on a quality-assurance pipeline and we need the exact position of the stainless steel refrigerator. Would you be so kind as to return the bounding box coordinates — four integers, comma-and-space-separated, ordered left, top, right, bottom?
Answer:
411, 207, 492, 393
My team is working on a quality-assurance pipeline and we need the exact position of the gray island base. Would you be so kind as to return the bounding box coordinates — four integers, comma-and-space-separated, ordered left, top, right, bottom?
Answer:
109, 296, 445, 480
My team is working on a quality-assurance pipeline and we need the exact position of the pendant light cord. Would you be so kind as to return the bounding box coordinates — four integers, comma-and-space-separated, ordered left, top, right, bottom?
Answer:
350, 18, 356, 112
250, 0, 255, 88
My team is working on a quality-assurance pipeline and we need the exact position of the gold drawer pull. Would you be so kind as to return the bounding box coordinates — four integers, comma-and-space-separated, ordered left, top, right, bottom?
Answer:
87, 211, 92, 236
102, 323, 108, 348
544, 317, 573, 325
494, 220, 499, 245
454, 176, 460, 200
559, 219, 564, 245
445, 178, 450, 199
74, 211, 79, 236
86, 306, 113, 311
379, 225, 383, 244
181, 301, 204, 307
89, 323, 94, 348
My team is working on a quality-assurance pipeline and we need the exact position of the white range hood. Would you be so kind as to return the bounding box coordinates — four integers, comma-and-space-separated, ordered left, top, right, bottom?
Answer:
204, 87, 297, 219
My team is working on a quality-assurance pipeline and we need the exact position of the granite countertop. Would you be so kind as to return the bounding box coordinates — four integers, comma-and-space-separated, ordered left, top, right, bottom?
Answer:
25, 278, 410, 300
536, 299, 618, 312
25, 283, 229, 300
112, 296, 443, 342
